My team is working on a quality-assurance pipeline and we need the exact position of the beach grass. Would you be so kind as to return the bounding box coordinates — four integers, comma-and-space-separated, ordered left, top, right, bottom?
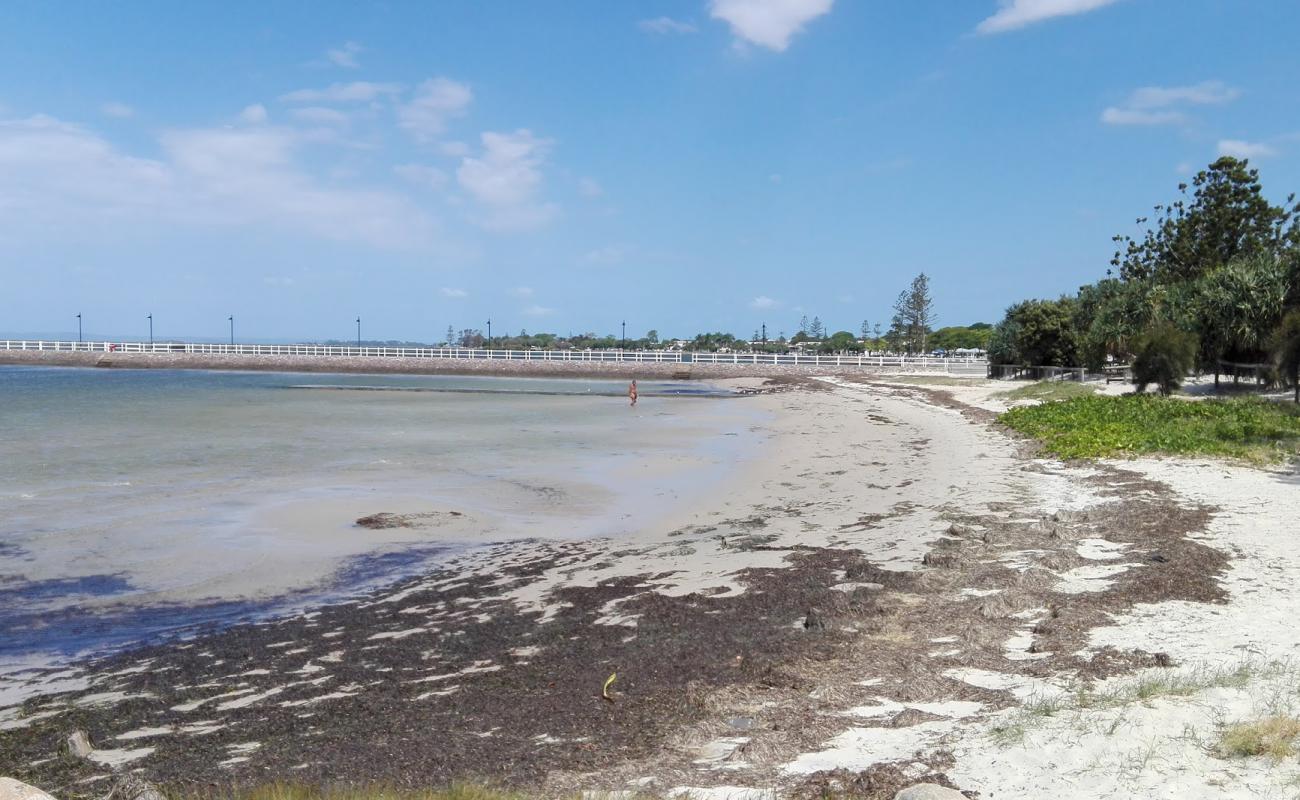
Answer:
999, 394, 1300, 463
994, 380, 1097, 402
1217, 715, 1300, 760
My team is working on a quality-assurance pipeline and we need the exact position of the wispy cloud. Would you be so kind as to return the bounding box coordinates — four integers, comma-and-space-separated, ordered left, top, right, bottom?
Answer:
0, 114, 437, 249
399, 78, 473, 142
289, 106, 351, 127
1218, 139, 1277, 159
523, 304, 556, 317
639, 17, 698, 35
393, 163, 448, 189
1101, 80, 1240, 126
582, 245, 625, 265
239, 104, 269, 124
510, 286, 533, 297
578, 177, 603, 197
440, 287, 468, 298
976, 0, 1122, 35
326, 41, 363, 69
456, 129, 558, 232
1100, 108, 1186, 126
101, 102, 134, 119
709, 0, 834, 52
280, 81, 402, 104
750, 296, 779, 310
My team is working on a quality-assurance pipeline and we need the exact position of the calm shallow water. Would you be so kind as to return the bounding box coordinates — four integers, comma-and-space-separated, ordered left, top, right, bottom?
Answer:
0, 366, 759, 660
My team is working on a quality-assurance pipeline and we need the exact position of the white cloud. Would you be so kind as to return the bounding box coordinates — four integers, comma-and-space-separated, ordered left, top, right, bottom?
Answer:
326, 41, 363, 69
750, 295, 779, 310
510, 286, 533, 297
1101, 81, 1239, 127
1127, 81, 1240, 108
393, 163, 448, 189
710, 0, 833, 51
1218, 139, 1277, 159
578, 177, 603, 197
523, 304, 556, 317
399, 78, 472, 142
582, 245, 625, 265
976, 0, 1121, 35
639, 17, 698, 34
101, 102, 134, 119
280, 81, 402, 104
1100, 107, 1185, 126
289, 106, 350, 126
768, 173, 782, 183
0, 114, 436, 249
456, 129, 558, 232
239, 104, 269, 124
440, 287, 468, 298
439, 140, 470, 157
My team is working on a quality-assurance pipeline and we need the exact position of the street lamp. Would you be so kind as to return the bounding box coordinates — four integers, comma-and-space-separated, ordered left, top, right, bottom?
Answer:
621, 320, 626, 351
356, 317, 361, 349
486, 318, 492, 351
147, 314, 153, 346
228, 315, 234, 346
76, 313, 82, 343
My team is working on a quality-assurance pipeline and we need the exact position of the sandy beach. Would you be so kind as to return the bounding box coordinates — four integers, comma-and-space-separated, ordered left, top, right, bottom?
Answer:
2, 376, 1297, 799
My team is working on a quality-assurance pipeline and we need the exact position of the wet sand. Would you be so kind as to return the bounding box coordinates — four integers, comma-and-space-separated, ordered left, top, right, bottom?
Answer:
3, 377, 1292, 799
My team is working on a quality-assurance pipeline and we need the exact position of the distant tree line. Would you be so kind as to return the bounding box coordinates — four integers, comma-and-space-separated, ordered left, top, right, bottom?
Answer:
987, 156, 1300, 397
325, 275, 996, 358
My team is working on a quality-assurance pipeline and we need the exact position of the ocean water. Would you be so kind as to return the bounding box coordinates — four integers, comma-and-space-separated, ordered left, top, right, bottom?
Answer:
0, 366, 761, 661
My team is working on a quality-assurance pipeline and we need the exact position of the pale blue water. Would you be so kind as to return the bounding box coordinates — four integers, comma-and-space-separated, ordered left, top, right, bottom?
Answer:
0, 366, 758, 660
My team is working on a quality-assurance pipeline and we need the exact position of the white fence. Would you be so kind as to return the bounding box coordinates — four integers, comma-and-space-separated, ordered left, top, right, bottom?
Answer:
1, 340, 989, 373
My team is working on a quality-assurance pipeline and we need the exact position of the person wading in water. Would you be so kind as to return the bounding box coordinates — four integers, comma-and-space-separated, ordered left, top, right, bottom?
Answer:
628, 379, 638, 407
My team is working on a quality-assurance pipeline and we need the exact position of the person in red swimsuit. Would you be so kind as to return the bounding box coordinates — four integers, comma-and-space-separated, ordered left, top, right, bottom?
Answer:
628, 379, 638, 407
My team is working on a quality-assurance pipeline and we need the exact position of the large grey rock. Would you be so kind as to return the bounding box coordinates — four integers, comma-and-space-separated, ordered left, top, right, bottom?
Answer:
895, 784, 967, 800
65, 730, 93, 759
0, 777, 58, 800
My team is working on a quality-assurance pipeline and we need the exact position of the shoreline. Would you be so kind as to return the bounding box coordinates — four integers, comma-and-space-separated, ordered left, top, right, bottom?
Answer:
0, 349, 974, 380
2, 378, 1293, 799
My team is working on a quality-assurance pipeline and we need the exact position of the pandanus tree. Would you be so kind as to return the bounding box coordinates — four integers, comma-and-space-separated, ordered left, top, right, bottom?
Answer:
1273, 310, 1300, 403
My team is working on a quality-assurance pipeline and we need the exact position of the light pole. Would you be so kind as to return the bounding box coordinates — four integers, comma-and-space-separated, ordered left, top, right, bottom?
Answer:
621, 320, 626, 351
228, 315, 234, 346
356, 317, 361, 349
76, 313, 82, 343
486, 319, 492, 351
147, 314, 153, 346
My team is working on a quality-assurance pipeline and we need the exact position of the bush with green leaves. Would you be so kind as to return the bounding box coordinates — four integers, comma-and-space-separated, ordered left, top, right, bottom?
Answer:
1274, 309, 1300, 403
1000, 394, 1300, 463
1132, 323, 1197, 395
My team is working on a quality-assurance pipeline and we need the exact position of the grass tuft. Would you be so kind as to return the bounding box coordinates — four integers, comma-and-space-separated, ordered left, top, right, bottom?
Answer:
1217, 715, 1300, 760
1000, 394, 1300, 463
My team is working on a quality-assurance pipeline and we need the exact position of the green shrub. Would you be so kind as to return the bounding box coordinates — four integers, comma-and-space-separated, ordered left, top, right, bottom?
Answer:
1000, 394, 1300, 463
1132, 322, 1197, 396
1274, 309, 1300, 403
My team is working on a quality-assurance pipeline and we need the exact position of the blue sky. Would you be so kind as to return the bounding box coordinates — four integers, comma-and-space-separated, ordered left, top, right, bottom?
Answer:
2, 0, 1298, 343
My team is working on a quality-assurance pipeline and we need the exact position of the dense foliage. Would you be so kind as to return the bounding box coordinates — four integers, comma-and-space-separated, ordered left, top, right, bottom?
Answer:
1132, 322, 1198, 396
990, 157, 1300, 397
1000, 395, 1300, 463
